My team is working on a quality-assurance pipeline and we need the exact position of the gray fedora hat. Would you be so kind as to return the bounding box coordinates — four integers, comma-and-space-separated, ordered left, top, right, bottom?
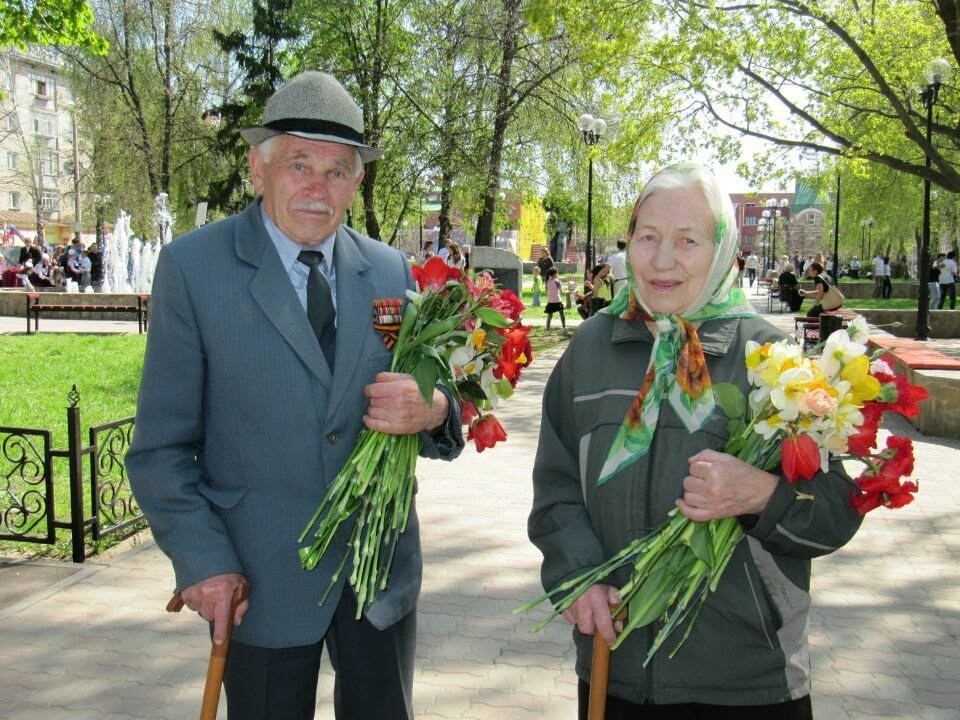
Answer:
240, 71, 383, 162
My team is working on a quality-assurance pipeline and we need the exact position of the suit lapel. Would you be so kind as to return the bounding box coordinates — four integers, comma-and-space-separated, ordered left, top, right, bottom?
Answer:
236, 202, 332, 384
327, 226, 376, 415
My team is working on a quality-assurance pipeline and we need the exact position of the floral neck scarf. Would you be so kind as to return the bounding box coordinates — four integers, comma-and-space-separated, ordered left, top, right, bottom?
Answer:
597, 215, 756, 486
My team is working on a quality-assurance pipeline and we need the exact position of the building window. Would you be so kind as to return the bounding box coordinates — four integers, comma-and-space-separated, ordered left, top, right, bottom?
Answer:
32, 115, 56, 137
9, 192, 20, 210
6, 152, 18, 170
41, 152, 58, 176
36, 79, 49, 97
745, 216, 757, 226
40, 190, 59, 212
807, 214, 816, 225
5, 112, 18, 131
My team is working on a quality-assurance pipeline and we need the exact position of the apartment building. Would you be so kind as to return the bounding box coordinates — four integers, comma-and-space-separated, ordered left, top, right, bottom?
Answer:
0, 48, 83, 245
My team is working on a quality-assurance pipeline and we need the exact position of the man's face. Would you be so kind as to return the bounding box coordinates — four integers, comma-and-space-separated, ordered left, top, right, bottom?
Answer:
249, 135, 363, 247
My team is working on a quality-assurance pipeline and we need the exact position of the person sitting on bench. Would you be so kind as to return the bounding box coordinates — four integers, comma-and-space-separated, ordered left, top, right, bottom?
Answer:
777, 263, 803, 313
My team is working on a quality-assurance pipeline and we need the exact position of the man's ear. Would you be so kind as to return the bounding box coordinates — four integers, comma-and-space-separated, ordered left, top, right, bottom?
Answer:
248, 148, 264, 195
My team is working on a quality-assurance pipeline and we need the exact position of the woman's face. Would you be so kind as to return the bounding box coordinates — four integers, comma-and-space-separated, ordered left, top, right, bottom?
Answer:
628, 187, 716, 314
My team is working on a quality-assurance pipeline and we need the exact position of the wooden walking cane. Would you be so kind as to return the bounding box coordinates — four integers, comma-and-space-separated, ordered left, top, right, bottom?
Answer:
588, 604, 627, 720
166, 581, 250, 720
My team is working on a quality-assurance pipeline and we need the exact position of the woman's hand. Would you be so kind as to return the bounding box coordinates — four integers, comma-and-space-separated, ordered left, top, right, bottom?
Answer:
677, 449, 778, 521
561, 583, 624, 646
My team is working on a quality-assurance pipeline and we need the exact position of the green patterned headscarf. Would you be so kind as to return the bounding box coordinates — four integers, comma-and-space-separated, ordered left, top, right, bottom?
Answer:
598, 163, 756, 485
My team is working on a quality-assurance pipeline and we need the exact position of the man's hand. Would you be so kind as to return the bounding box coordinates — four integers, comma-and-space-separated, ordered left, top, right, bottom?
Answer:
363, 372, 448, 435
180, 572, 249, 645
677, 448, 778, 521
561, 584, 623, 646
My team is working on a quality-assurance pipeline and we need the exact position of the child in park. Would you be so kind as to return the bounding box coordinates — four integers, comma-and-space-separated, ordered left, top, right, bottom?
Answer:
531, 266, 542, 307
544, 267, 566, 332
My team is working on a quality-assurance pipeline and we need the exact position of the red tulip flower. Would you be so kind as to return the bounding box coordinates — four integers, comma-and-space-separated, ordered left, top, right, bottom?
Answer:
781, 434, 821, 483
459, 399, 478, 428
468, 414, 508, 453
412, 257, 454, 292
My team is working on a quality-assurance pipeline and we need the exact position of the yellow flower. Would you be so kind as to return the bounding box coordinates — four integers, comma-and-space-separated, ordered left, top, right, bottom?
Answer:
839, 355, 882, 403
471, 328, 487, 350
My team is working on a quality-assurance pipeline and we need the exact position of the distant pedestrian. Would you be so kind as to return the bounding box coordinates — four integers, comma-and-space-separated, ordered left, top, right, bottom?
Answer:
930, 255, 943, 309
608, 240, 628, 295
544, 267, 565, 332
531, 266, 543, 307
736, 252, 746, 286
882, 255, 892, 299
938, 250, 957, 310
872, 252, 885, 297
537, 246, 554, 279
745, 252, 758, 287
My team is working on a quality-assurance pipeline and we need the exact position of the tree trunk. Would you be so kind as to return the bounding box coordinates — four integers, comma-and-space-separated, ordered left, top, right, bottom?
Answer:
160, 0, 174, 194
474, 0, 521, 247
361, 163, 381, 240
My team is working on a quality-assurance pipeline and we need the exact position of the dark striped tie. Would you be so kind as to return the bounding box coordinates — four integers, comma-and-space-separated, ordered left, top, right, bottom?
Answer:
297, 250, 336, 370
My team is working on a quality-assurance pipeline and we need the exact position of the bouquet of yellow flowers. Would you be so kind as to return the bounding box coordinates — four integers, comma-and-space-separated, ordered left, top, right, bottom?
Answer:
518, 317, 925, 663
299, 257, 531, 616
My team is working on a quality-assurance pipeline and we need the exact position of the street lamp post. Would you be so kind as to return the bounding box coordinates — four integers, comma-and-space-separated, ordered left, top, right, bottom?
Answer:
757, 217, 768, 281
70, 107, 82, 244
832, 171, 841, 284
762, 198, 789, 273
859, 217, 874, 261
577, 113, 607, 272
916, 58, 952, 341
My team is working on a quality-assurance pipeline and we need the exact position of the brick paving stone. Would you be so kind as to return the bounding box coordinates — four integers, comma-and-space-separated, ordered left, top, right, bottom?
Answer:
1, 307, 958, 718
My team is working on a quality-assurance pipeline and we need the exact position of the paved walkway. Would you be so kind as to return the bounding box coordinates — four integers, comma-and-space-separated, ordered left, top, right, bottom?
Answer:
1, 294, 959, 719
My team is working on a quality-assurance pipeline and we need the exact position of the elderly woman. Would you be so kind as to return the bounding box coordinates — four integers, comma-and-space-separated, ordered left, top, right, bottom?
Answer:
528, 163, 861, 719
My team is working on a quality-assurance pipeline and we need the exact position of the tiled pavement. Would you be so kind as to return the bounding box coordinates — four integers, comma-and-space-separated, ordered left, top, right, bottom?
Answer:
1, 297, 958, 719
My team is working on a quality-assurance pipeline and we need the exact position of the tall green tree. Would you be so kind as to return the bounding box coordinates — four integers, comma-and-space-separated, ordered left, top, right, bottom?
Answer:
65, 0, 225, 234
1, 0, 106, 53
205, 0, 298, 214
641, 0, 959, 192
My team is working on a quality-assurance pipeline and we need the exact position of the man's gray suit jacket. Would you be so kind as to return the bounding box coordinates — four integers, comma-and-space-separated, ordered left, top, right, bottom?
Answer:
127, 200, 460, 648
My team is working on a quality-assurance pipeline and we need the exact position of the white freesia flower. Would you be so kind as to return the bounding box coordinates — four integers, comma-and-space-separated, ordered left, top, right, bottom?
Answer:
769, 365, 816, 421
405, 288, 423, 305
846, 315, 870, 343
820, 330, 867, 380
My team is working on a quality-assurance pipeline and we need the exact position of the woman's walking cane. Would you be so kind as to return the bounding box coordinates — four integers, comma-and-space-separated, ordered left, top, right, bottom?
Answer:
166, 581, 250, 720
588, 604, 626, 720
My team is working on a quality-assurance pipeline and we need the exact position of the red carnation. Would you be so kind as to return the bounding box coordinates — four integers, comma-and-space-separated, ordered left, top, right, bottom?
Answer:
847, 402, 883, 456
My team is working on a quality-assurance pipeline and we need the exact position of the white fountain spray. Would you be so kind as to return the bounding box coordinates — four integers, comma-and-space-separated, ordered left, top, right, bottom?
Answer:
100, 192, 175, 294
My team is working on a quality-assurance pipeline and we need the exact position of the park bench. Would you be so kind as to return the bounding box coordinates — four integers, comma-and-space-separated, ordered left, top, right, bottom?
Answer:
867, 334, 960, 438
25, 293, 150, 335
794, 310, 855, 350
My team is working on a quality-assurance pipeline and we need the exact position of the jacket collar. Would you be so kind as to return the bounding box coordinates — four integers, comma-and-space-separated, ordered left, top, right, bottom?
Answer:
610, 314, 744, 356
236, 200, 377, 405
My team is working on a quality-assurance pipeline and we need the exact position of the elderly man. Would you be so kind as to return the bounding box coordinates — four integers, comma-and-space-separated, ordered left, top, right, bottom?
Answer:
127, 71, 463, 720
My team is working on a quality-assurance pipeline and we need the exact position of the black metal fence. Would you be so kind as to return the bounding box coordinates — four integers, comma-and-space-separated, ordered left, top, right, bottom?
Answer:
0, 385, 142, 562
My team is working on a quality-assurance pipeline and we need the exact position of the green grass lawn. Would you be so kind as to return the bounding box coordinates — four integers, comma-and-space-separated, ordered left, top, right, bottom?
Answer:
0, 335, 147, 441
0, 320, 568, 559
844, 298, 922, 310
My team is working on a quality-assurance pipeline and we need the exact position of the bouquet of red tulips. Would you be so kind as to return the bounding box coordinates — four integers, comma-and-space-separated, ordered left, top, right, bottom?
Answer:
299, 257, 532, 615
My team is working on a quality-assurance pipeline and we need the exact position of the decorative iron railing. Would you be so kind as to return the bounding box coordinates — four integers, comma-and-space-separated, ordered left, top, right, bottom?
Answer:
0, 386, 143, 562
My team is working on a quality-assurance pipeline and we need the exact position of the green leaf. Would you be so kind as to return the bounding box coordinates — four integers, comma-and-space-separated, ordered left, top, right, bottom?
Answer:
413, 357, 438, 404
474, 306, 514, 328
686, 523, 715, 567
712, 382, 746, 420
627, 565, 675, 627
